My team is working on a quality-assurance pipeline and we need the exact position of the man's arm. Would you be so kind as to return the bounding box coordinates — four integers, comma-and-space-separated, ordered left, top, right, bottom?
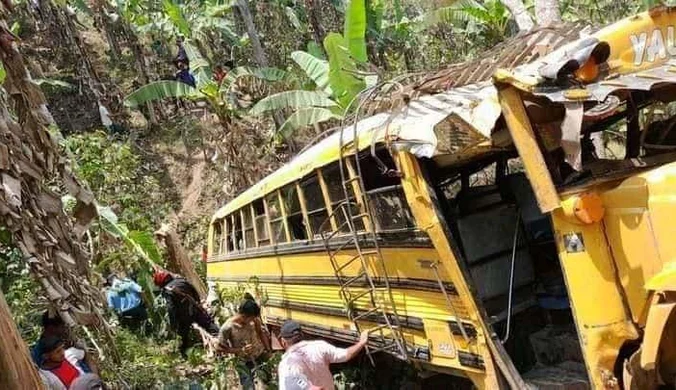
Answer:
254, 318, 271, 351
323, 331, 369, 364
343, 331, 369, 362
215, 324, 244, 355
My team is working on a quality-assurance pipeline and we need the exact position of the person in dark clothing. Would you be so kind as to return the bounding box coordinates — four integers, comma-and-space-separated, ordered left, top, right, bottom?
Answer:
175, 36, 189, 68
153, 270, 219, 357
175, 61, 196, 88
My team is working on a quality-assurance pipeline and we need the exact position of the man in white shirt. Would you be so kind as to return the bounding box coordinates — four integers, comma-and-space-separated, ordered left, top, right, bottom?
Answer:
277, 320, 369, 390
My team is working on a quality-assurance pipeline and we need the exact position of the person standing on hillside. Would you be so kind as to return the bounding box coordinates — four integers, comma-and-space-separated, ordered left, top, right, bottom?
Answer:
174, 36, 189, 68
217, 296, 272, 389
153, 269, 219, 357
277, 321, 369, 390
105, 274, 147, 330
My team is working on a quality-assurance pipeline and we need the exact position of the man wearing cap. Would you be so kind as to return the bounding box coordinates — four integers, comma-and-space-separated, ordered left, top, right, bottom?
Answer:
277, 320, 369, 390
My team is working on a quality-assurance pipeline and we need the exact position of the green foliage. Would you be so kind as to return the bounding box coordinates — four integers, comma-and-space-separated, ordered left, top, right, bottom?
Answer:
97, 205, 163, 266
251, 90, 337, 115
344, 0, 368, 62
278, 107, 341, 137
291, 51, 331, 94
100, 328, 184, 388
306, 41, 326, 60
424, 0, 511, 46
0, 233, 42, 343
124, 80, 199, 108
250, 2, 370, 136
163, 0, 191, 37
324, 32, 366, 109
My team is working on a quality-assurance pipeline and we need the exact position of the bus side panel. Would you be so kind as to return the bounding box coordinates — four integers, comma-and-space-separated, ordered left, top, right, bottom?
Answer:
394, 152, 499, 389
551, 206, 639, 389
601, 162, 676, 322
207, 247, 487, 376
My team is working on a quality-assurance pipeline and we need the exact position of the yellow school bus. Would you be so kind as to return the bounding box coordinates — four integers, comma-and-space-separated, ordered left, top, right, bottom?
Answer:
208, 8, 676, 389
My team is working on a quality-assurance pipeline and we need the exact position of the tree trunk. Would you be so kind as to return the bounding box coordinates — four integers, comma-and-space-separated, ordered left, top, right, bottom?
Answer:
534, 0, 562, 26
501, 0, 535, 31
304, 0, 326, 51
235, 0, 268, 67
155, 224, 207, 300
0, 292, 45, 390
0, 7, 112, 350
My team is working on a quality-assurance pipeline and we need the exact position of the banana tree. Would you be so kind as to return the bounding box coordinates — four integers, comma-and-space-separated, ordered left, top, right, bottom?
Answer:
124, 41, 291, 124
424, 0, 514, 46
250, 0, 374, 137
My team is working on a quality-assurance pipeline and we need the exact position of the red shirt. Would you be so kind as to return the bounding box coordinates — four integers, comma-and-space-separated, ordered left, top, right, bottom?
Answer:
50, 360, 80, 387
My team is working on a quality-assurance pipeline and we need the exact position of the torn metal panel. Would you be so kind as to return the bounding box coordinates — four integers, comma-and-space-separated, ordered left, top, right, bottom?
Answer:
560, 102, 584, 171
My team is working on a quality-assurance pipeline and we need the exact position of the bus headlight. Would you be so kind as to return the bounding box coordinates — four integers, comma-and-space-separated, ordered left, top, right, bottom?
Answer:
562, 192, 605, 224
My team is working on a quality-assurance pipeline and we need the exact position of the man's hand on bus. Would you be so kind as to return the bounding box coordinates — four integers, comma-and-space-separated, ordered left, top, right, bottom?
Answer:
359, 330, 369, 345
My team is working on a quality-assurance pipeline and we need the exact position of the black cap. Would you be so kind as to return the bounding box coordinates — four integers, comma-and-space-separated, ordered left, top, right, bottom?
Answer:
280, 320, 302, 339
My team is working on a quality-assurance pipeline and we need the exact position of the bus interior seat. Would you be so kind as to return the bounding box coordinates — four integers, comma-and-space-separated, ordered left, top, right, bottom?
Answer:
454, 184, 537, 322
502, 173, 569, 310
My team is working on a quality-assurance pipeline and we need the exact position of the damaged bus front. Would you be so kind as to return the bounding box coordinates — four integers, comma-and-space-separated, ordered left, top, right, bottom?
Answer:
492, 6, 676, 388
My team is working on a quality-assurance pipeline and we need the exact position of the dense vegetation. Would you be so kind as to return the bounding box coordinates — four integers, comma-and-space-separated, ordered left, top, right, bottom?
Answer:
0, 0, 661, 388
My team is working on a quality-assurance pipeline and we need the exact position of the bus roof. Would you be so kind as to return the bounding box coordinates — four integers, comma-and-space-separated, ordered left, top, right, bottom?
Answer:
212, 82, 500, 220
213, 7, 676, 222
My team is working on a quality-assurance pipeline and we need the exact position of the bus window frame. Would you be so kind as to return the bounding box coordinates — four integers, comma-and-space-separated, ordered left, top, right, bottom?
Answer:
212, 219, 223, 255
230, 213, 243, 252
219, 218, 227, 255
300, 173, 331, 240
296, 182, 313, 240
262, 196, 275, 246
266, 190, 288, 244
316, 168, 339, 232
253, 199, 271, 247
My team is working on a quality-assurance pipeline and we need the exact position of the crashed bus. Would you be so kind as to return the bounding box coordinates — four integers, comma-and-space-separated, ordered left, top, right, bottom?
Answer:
207, 8, 676, 389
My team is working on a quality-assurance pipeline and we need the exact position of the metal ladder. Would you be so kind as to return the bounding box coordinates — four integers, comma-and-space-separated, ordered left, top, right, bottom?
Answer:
319, 125, 408, 363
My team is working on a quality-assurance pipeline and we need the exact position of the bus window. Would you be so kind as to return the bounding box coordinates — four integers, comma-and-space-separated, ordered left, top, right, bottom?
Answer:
212, 220, 222, 255
322, 163, 364, 232
301, 174, 330, 237
266, 192, 286, 244
253, 199, 270, 246
242, 207, 255, 249
360, 151, 416, 231
225, 217, 234, 252
282, 184, 308, 241
230, 213, 243, 251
